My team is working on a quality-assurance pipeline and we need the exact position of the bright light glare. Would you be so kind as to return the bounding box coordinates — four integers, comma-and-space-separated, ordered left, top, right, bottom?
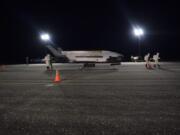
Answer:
40, 33, 50, 41
133, 27, 144, 37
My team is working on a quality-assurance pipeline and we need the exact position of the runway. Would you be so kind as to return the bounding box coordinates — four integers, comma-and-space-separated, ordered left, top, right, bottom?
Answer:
0, 62, 180, 135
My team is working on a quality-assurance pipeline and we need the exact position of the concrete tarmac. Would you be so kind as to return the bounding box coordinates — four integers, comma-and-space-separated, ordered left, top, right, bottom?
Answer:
0, 62, 180, 135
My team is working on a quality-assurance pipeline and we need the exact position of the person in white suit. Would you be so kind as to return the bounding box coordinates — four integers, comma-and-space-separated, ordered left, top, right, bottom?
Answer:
43, 54, 53, 70
153, 52, 160, 68
144, 53, 151, 69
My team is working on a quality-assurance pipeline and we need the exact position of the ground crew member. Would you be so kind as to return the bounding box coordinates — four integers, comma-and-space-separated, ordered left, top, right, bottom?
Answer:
26, 56, 29, 65
44, 54, 53, 70
144, 53, 151, 69
131, 56, 134, 62
153, 52, 160, 68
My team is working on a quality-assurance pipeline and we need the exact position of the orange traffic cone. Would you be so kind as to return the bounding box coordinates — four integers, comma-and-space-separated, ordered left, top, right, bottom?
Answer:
54, 70, 61, 83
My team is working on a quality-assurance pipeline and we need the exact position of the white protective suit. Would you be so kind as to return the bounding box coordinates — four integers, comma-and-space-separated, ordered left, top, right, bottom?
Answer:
144, 53, 150, 68
153, 53, 160, 67
44, 54, 52, 70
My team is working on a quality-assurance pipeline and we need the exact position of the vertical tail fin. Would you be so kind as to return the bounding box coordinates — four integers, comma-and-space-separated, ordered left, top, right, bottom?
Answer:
46, 45, 63, 57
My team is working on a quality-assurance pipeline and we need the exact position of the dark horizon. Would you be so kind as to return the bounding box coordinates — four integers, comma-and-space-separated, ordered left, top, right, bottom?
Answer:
1, 0, 180, 64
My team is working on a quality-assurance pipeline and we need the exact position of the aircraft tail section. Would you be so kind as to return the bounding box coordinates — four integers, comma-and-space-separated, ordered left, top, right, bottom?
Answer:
46, 45, 63, 57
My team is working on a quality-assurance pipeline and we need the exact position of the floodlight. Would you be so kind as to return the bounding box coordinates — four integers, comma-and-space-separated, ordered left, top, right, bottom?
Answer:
40, 33, 50, 42
133, 27, 144, 37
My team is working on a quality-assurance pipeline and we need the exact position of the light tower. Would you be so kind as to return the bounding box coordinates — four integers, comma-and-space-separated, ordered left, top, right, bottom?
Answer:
133, 27, 144, 58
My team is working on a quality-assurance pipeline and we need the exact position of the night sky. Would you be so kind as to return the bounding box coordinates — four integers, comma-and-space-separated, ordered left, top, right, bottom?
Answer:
0, 0, 180, 64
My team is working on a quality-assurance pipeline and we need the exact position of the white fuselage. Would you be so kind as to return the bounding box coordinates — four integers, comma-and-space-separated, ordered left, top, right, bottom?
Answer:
46, 45, 122, 63
61, 50, 121, 62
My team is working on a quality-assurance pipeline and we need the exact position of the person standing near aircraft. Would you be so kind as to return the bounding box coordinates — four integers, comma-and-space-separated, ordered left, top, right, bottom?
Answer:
153, 52, 160, 68
43, 54, 53, 70
144, 53, 151, 69
26, 56, 29, 65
